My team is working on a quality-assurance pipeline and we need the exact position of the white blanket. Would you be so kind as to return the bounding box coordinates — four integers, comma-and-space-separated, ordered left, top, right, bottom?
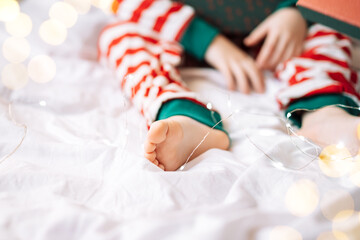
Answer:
0, 1, 359, 239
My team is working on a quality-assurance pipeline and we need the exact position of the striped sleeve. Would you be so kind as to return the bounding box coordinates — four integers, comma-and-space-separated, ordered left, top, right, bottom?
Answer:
110, 0, 195, 42
275, 24, 360, 127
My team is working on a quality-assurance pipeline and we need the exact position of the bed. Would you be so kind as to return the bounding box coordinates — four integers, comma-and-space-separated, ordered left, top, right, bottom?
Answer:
0, 1, 359, 239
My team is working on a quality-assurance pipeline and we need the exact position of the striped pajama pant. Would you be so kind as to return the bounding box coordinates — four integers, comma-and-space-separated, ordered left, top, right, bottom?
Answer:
98, 0, 360, 128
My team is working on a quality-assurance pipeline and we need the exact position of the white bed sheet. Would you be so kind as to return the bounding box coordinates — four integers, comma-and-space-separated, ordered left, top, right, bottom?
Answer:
0, 1, 359, 240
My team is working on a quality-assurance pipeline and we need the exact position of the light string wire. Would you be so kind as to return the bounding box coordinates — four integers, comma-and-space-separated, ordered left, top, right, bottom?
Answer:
0, 102, 27, 165
179, 102, 360, 171
125, 67, 360, 171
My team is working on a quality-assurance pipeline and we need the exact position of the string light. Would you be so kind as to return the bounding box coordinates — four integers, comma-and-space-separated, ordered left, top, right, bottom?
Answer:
5, 12, 32, 37
0, 0, 20, 22
1, 0, 358, 176
1, 63, 28, 90
2, 37, 30, 63
49, 2, 78, 28
318, 145, 353, 178
28, 55, 56, 83
39, 19, 67, 46
0, 102, 27, 165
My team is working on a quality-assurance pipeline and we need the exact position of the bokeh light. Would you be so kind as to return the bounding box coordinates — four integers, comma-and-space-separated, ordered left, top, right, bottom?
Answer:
269, 226, 302, 240
92, 0, 113, 12
28, 55, 56, 83
0, 0, 20, 22
49, 2, 78, 28
317, 232, 346, 240
321, 189, 354, 220
285, 179, 319, 217
2, 37, 31, 63
319, 145, 353, 178
332, 211, 360, 240
349, 155, 360, 187
64, 0, 92, 14
5, 12, 32, 37
39, 19, 67, 46
1, 63, 28, 90
357, 124, 360, 140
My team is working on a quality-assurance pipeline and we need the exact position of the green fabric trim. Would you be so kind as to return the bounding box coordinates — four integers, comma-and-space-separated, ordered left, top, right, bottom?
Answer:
285, 94, 360, 128
156, 98, 229, 136
298, 6, 360, 40
276, 0, 297, 10
180, 16, 220, 60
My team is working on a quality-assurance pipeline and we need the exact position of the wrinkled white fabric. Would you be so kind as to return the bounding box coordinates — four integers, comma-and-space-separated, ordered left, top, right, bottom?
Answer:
0, 1, 359, 240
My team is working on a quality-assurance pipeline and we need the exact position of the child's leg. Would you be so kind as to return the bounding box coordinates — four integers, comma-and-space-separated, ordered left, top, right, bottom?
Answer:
276, 24, 360, 153
98, 22, 229, 171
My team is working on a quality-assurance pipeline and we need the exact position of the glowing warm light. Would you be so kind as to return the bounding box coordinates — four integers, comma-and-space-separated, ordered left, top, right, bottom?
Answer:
39, 19, 67, 46
49, 2, 78, 28
2, 37, 30, 63
285, 179, 319, 217
319, 145, 353, 178
64, 0, 92, 14
92, 0, 112, 13
269, 226, 302, 240
321, 189, 354, 220
1, 63, 28, 90
0, 0, 20, 22
317, 232, 344, 240
5, 12, 32, 37
357, 124, 360, 140
349, 155, 360, 187
332, 212, 360, 240
28, 55, 56, 83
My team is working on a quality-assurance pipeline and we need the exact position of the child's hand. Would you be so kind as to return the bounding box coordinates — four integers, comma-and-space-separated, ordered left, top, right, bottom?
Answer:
244, 8, 307, 70
205, 34, 264, 94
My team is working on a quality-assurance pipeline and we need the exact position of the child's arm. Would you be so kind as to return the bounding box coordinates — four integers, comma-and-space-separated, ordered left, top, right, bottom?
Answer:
244, 7, 307, 70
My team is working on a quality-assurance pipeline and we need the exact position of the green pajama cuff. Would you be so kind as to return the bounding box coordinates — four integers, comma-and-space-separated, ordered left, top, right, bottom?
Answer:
156, 98, 228, 135
276, 0, 297, 10
285, 94, 360, 128
179, 16, 220, 60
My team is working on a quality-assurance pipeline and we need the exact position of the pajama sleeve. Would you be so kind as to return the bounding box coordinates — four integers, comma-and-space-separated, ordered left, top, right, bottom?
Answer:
179, 16, 220, 60
110, 0, 195, 42
275, 24, 360, 128
99, 0, 228, 135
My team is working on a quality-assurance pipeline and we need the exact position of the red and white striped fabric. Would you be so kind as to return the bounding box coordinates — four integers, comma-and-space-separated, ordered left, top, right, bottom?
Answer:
276, 24, 360, 108
100, 1, 359, 127
98, 0, 200, 126
110, 0, 194, 42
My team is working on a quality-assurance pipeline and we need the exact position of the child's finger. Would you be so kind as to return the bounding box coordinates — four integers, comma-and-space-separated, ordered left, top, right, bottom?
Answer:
281, 42, 296, 63
268, 36, 289, 69
244, 23, 268, 47
256, 33, 277, 69
243, 60, 264, 93
220, 64, 236, 91
231, 62, 250, 94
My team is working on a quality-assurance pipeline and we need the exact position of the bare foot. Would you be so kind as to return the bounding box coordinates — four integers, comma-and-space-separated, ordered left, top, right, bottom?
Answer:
144, 116, 230, 171
298, 106, 360, 155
